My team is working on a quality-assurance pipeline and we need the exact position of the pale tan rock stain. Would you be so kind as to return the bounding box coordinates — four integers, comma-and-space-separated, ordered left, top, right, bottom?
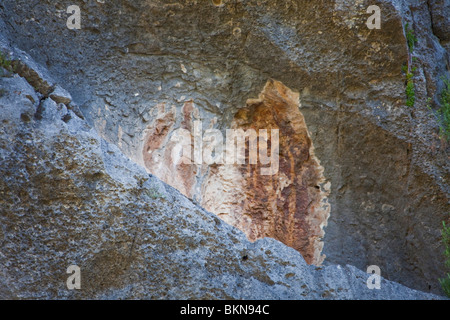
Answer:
142, 102, 197, 198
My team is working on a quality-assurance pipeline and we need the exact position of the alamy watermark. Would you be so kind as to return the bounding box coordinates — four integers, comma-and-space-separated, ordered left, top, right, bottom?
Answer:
66, 5, 81, 30
66, 265, 81, 290
168, 121, 279, 175
66, 4, 382, 30
366, 265, 381, 289
366, 5, 381, 30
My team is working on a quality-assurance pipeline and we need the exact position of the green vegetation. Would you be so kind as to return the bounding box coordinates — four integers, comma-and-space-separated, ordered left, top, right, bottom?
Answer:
402, 64, 417, 108
0, 51, 12, 69
403, 23, 417, 107
436, 77, 450, 140
145, 188, 165, 200
0, 50, 14, 76
405, 23, 418, 51
405, 70, 416, 107
439, 220, 450, 297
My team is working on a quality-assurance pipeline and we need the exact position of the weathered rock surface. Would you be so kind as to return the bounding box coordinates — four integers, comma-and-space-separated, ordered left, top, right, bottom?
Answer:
0, 0, 449, 295
428, 0, 450, 51
0, 60, 445, 299
202, 80, 331, 266
141, 78, 331, 266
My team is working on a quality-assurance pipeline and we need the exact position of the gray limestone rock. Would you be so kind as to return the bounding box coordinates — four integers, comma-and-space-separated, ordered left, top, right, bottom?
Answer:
50, 85, 72, 106
0, 69, 445, 300
0, 0, 449, 296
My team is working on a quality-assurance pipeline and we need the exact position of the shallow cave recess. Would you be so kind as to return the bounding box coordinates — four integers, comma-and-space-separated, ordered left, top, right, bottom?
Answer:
142, 79, 331, 265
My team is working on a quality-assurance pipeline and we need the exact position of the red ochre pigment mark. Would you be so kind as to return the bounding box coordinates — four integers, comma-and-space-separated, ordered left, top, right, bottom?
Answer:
202, 80, 330, 265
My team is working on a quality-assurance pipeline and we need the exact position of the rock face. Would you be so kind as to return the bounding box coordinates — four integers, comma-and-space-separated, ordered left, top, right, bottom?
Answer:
142, 101, 198, 199
0, 0, 449, 296
202, 80, 330, 265
428, 0, 450, 51
141, 79, 330, 265
0, 55, 445, 299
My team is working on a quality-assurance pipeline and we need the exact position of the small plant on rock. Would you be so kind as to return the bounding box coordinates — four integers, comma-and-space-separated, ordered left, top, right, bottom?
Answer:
436, 77, 450, 141
405, 71, 416, 107
0, 50, 14, 76
439, 220, 450, 297
405, 23, 418, 52
403, 23, 418, 108
145, 187, 165, 200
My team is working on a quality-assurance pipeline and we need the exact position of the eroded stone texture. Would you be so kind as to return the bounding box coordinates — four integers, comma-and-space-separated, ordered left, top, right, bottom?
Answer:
2, 0, 449, 294
202, 80, 330, 265
0, 65, 445, 300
